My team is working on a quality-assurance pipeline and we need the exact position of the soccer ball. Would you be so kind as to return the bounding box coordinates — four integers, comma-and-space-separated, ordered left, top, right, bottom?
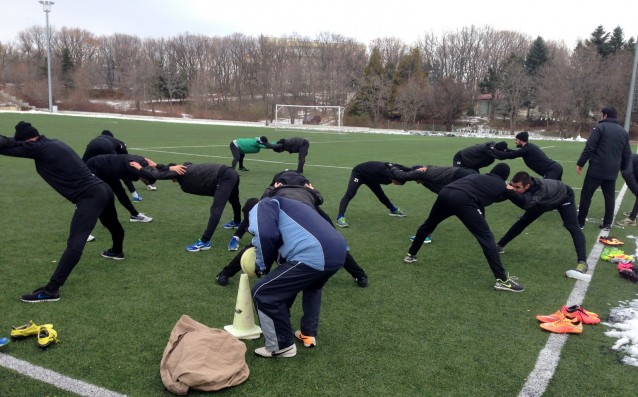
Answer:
240, 247, 257, 276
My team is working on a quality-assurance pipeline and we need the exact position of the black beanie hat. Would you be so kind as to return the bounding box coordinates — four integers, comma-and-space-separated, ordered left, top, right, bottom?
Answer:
101, 130, 114, 137
490, 163, 510, 181
259, 136, 269, 143
14, 121, 40, 141
515, 131, 529, 142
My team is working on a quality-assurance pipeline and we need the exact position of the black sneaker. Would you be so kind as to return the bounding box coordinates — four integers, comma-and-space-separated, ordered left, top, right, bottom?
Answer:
354, 275, 368, 288
101, 249, 125, 260
215, 272, 229, 286
20, 287, 60, 303
497, 245, 505, 254
403, 254, 417, 263
494, 275, 525, 292
599, 223, 611, 231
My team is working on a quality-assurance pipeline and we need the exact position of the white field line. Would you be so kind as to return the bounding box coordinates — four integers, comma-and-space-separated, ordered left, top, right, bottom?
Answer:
0, 353, 127, 397
517, 184, 628, 397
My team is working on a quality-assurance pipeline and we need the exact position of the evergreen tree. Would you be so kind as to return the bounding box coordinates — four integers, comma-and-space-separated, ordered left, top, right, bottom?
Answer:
61, 47, 75, 90
608, 26, 625, 54
525, 37, 549, 75
587, 25, 611, 57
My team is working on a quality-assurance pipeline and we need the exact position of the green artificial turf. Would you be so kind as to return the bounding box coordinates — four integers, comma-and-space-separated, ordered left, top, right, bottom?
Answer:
0, 112, 636, 396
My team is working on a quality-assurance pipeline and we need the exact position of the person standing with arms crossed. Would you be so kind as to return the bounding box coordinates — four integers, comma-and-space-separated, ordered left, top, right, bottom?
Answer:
576, 106, 632, 231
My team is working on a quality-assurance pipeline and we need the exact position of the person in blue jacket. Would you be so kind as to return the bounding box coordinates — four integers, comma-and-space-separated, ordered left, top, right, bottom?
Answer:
249, 196, 347, 358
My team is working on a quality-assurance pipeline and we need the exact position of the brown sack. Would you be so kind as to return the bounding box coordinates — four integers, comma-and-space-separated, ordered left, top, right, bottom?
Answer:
160, 315, 250, 395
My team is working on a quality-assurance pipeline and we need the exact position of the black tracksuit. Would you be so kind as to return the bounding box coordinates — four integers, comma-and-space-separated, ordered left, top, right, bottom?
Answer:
272, 137, 310, 173
391, 165, 477, 193
144, 163, 241, 242
576, 117, 632, 227
86, 154, 148, 217
82, 134, 137, 193
621, 154, 638, 219
338, 161, 405, 216
498, 178, 586, 263
408, 171, 517, 280
0, 136, 124, 288
452, 142, 499, 171
493, 143, 563, 180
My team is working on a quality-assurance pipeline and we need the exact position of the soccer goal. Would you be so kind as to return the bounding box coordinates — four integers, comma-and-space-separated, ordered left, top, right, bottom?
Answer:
273, 104, 344, 132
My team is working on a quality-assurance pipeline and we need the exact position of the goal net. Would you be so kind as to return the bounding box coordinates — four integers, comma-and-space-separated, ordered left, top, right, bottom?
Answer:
273, 104, 344, 132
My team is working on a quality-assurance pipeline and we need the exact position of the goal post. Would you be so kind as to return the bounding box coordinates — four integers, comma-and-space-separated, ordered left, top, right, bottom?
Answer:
273, 104, 344, 132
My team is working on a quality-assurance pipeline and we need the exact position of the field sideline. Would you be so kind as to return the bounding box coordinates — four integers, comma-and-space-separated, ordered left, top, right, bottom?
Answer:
1, 112, 637, 397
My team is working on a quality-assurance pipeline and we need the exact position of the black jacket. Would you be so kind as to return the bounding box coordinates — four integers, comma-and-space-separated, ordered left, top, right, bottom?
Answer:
443, 171, 515, 208
391, 165, 477, 194
455, 142, 499, 170
86, 154, 148, 182
272, 137, 308, 153
145, 163, 232, 196
621, 154, 638, 196
577, 118, 631, 180
517, 177, 570, 212
493, 143, 558, 175
82, 134, 128, 162
352, 161, 409, 185
0, 136, 103, 202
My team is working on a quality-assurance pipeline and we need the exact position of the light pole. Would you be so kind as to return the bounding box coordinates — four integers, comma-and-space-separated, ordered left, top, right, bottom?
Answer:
39, 1, 54, 112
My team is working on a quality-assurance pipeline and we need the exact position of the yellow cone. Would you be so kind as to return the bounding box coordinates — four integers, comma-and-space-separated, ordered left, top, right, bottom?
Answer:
224, 273, 262, 340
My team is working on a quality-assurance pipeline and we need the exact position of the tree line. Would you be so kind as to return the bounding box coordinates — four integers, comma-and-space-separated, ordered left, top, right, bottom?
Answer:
0, 24, 635, 136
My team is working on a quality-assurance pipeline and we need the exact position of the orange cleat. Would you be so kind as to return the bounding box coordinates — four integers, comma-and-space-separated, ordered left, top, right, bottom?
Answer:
540, 318, 583, 334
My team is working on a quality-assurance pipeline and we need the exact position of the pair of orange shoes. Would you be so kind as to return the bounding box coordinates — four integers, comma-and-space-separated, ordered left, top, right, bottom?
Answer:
536, 305, 600, 334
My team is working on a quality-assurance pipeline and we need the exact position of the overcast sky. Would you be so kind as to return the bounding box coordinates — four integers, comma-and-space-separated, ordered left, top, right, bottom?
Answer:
1, 0, 636, 48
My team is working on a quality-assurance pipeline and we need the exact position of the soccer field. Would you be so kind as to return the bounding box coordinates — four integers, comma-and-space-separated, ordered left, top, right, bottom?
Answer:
0, 112, 637, 396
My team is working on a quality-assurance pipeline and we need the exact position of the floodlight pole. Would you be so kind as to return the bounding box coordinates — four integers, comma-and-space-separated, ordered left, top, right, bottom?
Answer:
40, 1, 54, 112
624, 38, 638, 133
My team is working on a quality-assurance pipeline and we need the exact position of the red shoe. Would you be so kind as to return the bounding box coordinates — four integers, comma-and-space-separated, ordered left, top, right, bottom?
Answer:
561, 305, 600, 325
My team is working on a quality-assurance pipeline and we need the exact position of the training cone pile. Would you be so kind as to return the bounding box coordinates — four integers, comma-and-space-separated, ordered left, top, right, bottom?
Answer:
10, 320, 59, 349
536, 305, 600, 334
224, 273, 262, 340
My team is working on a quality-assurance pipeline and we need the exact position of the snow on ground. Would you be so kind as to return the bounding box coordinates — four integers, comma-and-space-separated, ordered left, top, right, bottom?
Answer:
603, 295, 638, 367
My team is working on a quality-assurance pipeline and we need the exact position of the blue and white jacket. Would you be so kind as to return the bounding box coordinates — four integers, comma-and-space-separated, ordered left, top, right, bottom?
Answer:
248, 197, 346, 273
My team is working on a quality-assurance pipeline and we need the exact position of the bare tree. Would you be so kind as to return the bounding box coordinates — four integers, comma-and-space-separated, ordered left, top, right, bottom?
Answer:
496, 55, 533, 131
424, 77, 467, 131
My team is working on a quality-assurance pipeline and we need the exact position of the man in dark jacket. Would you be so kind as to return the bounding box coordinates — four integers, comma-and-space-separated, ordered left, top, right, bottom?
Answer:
250, 196, 347, 358
0, 122, 125, 303
82, 130, 146, 202
404, 163, 525, 292
576, 106, 632, 230
617, 154, 638, 226
336, 161, 409, 227
215, 170, 369, 287
492, 131, 563, 180
86, 154, 155, 223
497, 172, 588, 273
452, 141, 508, 171
271, 137, 310, 173
390, 164, 478, 194
132, 161, 241, 251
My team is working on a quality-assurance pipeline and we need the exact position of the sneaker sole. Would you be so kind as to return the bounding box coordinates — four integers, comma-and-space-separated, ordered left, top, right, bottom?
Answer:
494, 286, 524, 293
20, 297, 60, 303
101, 254, 125, 260
228, 248, 239, 251
186, 247, 211, 252
223, 226, 239, 229
130, 219, 153, 223
389, 214, 406, 217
